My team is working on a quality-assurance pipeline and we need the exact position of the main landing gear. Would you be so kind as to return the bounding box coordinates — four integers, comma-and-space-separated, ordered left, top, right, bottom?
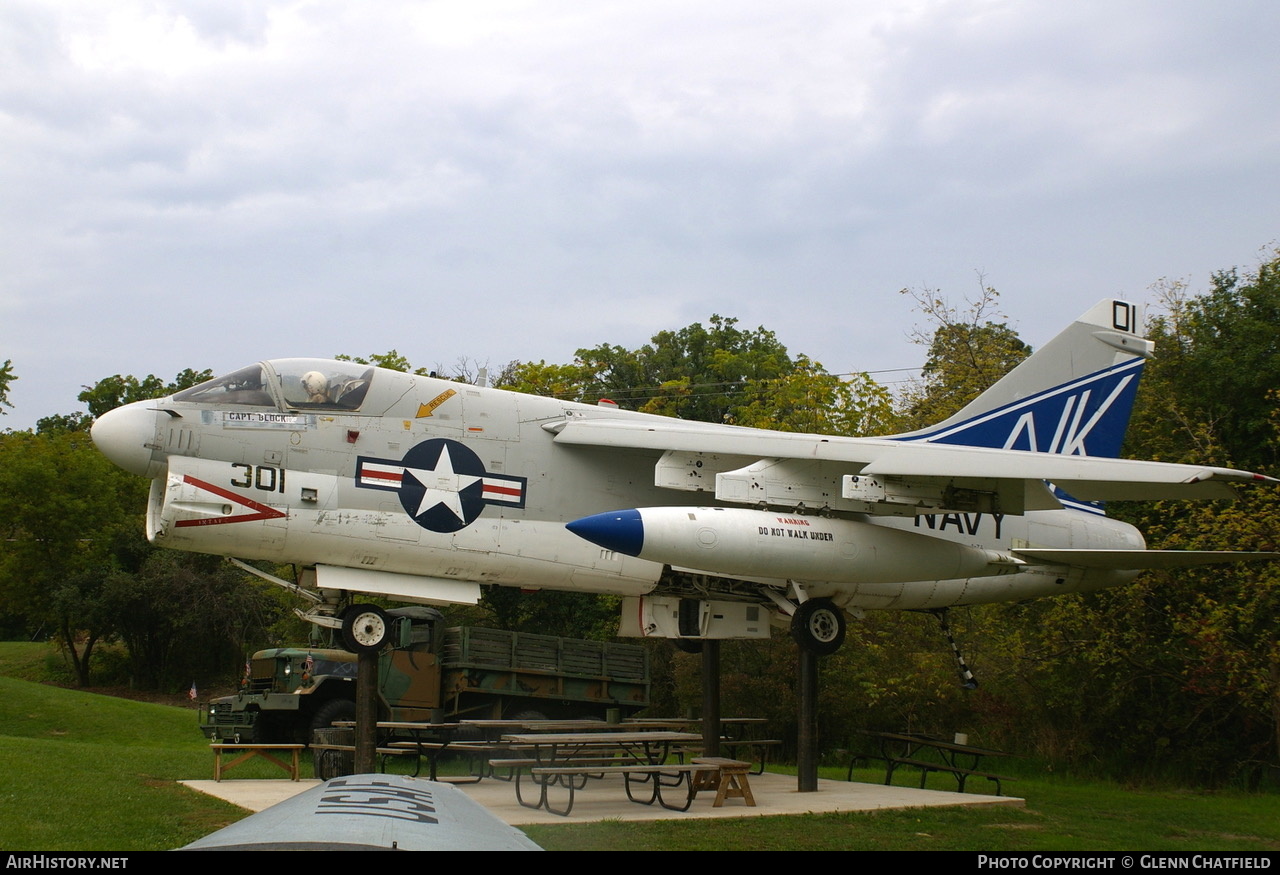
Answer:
789, 598, 846, 655
341, 603, 391, 653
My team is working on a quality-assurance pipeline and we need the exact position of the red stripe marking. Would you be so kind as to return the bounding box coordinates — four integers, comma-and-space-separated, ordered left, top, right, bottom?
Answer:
173, 475, 287, 527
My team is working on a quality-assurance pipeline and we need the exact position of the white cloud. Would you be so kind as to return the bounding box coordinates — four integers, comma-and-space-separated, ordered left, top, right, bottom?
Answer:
2, 0, 1279, 428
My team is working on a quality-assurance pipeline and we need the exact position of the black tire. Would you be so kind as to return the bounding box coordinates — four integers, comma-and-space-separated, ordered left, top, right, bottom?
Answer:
310, 698, 357, 734
672, 638, 704, 654
248, 713, 281, 744
309, 699, 356, 780
791, 598, 846, 656
342, 603, 390, 653
508, 709, 549, 723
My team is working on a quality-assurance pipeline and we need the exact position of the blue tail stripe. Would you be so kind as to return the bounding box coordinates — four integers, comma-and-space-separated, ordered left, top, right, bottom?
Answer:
897, 358, 1144, 459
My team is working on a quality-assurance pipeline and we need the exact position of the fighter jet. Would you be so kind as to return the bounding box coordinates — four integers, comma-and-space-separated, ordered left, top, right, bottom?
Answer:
92, 300, 1277, 655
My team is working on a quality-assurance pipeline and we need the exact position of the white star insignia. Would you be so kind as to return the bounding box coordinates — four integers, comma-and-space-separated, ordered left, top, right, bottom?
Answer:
403, 445, 482, 522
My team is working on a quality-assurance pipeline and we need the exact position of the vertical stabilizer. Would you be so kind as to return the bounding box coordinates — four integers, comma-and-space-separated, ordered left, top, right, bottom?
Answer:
897, 299, 1152, 459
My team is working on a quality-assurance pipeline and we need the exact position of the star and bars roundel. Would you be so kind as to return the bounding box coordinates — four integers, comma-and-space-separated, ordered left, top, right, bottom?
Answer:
355, 438, 527, 533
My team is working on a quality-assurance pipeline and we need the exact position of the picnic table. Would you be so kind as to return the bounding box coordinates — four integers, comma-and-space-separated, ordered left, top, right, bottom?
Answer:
621, 717, 780, 774
328, 720, 489, 781
853, 730, 1015, 795
496, 730, 711, 815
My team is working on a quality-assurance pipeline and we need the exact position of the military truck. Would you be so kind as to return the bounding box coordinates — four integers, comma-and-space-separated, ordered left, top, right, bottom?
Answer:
200, 607, 650, 743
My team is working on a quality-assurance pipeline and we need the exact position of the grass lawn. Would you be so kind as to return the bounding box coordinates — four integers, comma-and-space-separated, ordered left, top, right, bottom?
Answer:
2, 642, 1278, 851
524, 770, 1280, 852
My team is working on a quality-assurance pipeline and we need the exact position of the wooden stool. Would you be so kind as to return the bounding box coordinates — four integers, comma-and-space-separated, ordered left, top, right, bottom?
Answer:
691, 757, 756, 807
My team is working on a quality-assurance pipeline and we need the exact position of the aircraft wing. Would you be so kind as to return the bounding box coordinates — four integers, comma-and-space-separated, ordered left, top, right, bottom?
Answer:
180, 774, 542, 851
1014, 549, 1280, 569
857, 444, 1271, 501
548, 418, 1274, 508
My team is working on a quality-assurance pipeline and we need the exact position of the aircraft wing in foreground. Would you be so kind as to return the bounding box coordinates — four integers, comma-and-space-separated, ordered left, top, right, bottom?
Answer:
179, 775, 541, 851
92, 299, 1278, 655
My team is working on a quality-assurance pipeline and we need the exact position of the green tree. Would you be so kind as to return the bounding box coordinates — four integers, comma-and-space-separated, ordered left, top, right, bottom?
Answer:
78, 368, 212, 418
0, 359, 15, 414
965, 260, 1280, 783
502, 315, 895, 437
35, 412, 94, 434
731, 355, 894, 436
0, 429, 143, 684
496, 360, 602, 402
574, 315, 794, 422
1125, 262, 1280, 471
1078, 258, 1280, 779
335, 349, 430, 376
0, 365, 284, 687
456, 587, 622, 641
895, 285, 1031, 431
103, 548, 283, 690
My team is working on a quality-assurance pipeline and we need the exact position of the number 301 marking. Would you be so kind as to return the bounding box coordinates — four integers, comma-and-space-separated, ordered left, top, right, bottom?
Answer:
230, 463, 285, 493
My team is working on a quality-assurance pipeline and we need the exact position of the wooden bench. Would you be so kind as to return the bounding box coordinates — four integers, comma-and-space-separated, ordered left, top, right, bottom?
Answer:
680, 739, 783, 775
690, 757, 756, 807
509, 758, 755, 816
210, 743, 304, 781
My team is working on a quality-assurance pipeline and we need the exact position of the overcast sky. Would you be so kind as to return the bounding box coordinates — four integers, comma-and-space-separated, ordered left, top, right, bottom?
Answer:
2, 0, 1277, 430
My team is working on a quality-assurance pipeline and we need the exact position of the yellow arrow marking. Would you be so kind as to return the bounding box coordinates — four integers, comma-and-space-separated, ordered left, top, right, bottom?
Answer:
416, 388, 457, 418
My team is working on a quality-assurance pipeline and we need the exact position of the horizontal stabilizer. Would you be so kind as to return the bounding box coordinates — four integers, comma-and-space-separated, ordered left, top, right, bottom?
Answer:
1013, 549, 1280, 570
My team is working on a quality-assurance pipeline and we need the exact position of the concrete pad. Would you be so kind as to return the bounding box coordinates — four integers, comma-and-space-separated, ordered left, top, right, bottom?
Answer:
184, 779, 323, 813
183, 773, 1022, 826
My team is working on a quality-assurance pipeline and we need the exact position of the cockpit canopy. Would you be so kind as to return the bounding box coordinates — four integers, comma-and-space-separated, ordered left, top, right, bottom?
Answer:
173, 359, 376, 412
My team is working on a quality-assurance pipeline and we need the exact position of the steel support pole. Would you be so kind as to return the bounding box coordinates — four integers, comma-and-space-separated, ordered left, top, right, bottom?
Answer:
355, 650, 379, 774
797, 647, 818, 792
701, 639, 721, 756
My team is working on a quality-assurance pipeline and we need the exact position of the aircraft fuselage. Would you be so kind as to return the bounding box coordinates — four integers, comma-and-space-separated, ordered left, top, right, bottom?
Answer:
94, 357, 1143, 617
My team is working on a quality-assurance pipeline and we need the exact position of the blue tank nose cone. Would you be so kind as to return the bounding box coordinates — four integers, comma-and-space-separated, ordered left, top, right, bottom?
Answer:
565, 509, 645, 557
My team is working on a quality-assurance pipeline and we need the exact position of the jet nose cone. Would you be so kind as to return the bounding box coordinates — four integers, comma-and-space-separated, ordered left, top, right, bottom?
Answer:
565, 509, 645, 557
91, 401, 161, 477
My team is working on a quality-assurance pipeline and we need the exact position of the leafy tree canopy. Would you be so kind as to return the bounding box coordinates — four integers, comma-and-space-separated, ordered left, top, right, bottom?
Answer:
336, 349, 430, 376
1127, 255, 1280, 471
0, 359, 14, 414
895, 283, 1031, 431
499, 315, 891, 437
574, 315, 793, 422
78, 368, 213, 419
0, 428, 144, 683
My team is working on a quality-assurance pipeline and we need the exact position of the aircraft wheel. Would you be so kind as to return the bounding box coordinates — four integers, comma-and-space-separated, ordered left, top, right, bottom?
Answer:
341, 603, 390, 653
791, 598, 846, 656
672, 638, 704, 654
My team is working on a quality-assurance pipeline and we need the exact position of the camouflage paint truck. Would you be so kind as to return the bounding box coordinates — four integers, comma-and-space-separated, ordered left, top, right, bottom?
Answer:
200, 607, 651, 743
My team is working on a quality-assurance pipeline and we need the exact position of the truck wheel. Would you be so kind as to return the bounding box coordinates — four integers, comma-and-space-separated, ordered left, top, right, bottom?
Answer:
790, 598, 846, 656
342, 603, 390, 653
508, 709, 549, 723
249, 714, 280, 744
310, 698, 356, 734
